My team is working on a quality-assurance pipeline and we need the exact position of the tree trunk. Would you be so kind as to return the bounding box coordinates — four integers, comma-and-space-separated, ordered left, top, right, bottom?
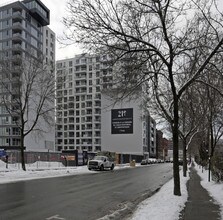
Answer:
182, 138, 187, 177
20, 133, 26, 171
172, 103, 181, 196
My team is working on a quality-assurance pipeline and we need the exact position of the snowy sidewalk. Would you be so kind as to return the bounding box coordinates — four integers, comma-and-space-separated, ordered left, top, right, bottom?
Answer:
179, 164, 221, 220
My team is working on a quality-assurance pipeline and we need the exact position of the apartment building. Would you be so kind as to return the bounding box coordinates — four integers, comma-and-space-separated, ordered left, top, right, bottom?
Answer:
56, 53, 156, 160
148, 116, 156, 157
0, 0, 55, 150
56, 54, 102, 152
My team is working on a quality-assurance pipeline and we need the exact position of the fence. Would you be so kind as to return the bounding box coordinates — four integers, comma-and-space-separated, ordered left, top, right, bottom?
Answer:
5, 151, 62, 164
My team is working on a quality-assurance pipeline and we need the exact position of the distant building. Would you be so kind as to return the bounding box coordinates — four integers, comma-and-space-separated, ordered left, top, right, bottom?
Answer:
156, 130, 168, 160
148, 117, 156, 158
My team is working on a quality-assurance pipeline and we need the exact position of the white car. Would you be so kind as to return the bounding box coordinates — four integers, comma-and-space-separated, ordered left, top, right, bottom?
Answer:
88, 156, 115, 171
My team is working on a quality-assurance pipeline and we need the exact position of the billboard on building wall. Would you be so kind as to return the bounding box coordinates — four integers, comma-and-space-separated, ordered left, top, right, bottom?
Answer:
111, 108, 133, 134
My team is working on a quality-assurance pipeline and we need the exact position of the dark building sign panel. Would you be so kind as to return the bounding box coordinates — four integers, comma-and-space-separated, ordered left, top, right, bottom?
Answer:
111, 108, 133, 134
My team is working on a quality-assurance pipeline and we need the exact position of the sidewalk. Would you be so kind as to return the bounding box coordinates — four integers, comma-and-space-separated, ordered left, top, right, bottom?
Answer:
179, 164, 221, 220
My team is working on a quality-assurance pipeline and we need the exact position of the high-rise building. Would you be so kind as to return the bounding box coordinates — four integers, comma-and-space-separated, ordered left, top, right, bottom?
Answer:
56, 54, 102, 152
56, 53, 156, 160
0, 0, 55, 150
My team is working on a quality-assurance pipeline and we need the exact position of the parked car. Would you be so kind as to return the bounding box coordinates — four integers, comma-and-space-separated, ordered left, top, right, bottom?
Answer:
87, 156, 115, 171
141, 159, 148, 165
149, 158, 157, 164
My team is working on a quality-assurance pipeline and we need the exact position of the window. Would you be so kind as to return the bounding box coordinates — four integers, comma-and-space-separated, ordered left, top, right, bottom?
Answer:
81, 58, 86, 63
69, 125, 74, 130
2, 117, 9, 124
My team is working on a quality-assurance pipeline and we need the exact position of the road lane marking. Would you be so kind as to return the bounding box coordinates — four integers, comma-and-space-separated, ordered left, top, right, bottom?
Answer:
46, 214, 65, 220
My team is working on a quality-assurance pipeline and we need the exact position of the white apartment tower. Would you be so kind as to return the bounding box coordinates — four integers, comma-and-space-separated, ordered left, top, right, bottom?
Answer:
56, 53, 156, 159
0, 0, 55, 150
56, 54, 102, 152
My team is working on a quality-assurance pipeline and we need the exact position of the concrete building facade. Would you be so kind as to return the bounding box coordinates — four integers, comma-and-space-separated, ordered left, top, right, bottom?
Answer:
56, 53, 157, 159
101, 93, 154, 159
0, 0, 55, 150
55, 54, 102, 152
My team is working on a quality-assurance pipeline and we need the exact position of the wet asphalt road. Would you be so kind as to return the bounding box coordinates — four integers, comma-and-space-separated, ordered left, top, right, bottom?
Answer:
0, 163, 172, 220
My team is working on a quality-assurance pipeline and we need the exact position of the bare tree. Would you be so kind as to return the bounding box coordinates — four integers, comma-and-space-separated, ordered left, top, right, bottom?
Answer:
178, 85, 208, 177
63, 0, 223, 195
204, 73, 223, 181
0, 55, 55, 171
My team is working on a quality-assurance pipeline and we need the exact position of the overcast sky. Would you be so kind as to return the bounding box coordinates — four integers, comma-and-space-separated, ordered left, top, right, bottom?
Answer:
43, 0, 82, 60
1, 0, 223, 61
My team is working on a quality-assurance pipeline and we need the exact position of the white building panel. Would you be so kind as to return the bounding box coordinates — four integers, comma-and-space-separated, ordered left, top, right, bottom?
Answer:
101, 93, 145, 155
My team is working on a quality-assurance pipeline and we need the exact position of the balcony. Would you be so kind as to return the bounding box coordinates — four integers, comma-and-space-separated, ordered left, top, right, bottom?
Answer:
28, 2, 50, 26
12, 33, 22, 39
12, 21, 23, 29
12, 44, 22, 51
12, 11, 22, 17
94, 111, 101, 115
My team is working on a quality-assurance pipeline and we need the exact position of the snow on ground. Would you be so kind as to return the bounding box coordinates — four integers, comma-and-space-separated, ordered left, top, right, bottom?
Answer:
194, 164, 223, 218
0, 160, 223, 220
129, 169, 190, 220
129, 163, 223, 220
0, 160, 134, 184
